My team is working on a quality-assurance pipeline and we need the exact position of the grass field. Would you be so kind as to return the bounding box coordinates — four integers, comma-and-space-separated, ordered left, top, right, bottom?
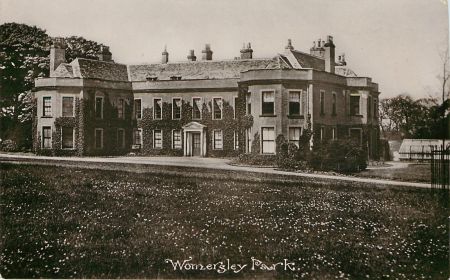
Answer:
359, 164, 431, 183
0, 163, 448, 279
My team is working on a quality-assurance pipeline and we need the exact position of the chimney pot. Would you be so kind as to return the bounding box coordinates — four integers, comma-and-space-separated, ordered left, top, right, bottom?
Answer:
202, 44, 213, 60
187, 49, 197, 61
161, 45, 169, 64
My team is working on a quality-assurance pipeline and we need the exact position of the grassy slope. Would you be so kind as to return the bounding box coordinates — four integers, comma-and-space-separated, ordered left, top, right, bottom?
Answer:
0, 163, 448, 279
359, 164, 431, 183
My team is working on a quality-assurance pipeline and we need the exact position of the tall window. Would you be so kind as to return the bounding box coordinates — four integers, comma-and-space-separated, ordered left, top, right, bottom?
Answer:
117, 98, 125, 119
133, 129, 142, 146
332, 92, 337, 115
320, 127, 325, 141
95, 97, 103, 119
349, 128, 362, 145
213, 130, 223, 150
234, 131, 239, 150
153, 129, 162, 149
43, 97, 52, 116
320, 90, 325, 115
350, 95, 360, 116
246, 128, 252, 153
332, 127, 337, 140
117, 128, 125, 148
261, 91, 274, 115
42, 126, 52, 148
172, 98, 182, 119
95, 128, 103, 149
134, 99, 142, 119
288, 127, 301, 147
172, 130, 182, 149
212, 97, 223, 120
373, 98, 378, 118
234, 97, 238, 119
61, 127, 74, 149
261, 127, 275, 154
367, 96, 372, 118
192, 97, 202, 119
289, 91, 301, 116
154, 98, 162, 119
246, 92, 252, 114
62, 97, 74, 117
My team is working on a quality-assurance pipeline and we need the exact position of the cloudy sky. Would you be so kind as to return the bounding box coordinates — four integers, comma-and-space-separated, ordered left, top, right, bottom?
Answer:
1, 0, 448, 98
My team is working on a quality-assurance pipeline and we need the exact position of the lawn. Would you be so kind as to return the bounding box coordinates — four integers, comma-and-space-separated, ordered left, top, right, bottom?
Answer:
0, 163, 448, 279
359, 163, 431, 183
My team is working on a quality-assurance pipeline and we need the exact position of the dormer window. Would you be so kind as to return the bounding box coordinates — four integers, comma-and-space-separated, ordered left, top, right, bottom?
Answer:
170, 75, 182, 81
146, 75, 158, 81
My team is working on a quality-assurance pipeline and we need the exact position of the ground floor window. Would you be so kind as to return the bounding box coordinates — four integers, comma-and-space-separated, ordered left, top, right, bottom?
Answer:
154, 129, 162, 149
133, 129, 142, 146
246, 128, 252, 153
261, 127, 275, 154
234, 131, 239, 150
332, 127, 337, 140
172, 130, 182, 149
117, 128, 125, 148
349, 128, 362, 145
213, 130, 223, 150
62, 127, 74, 149
42, 126, 52, 149
288, 127, 301, 147
95, 128, 103, 149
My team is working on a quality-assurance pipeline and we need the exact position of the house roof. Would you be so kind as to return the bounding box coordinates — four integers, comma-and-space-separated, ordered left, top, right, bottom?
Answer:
128, 57, 288, 81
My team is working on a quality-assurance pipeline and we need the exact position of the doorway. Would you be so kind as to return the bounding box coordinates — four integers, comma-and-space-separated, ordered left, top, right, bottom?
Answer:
191, 132, 201, 156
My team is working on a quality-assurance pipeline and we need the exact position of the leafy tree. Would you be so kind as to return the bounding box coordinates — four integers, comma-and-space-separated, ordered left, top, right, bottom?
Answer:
0, 22, 103, 149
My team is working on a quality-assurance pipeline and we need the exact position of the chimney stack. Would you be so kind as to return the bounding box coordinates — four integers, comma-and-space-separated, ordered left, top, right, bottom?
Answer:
97, 45, 113, 62
202, 44, 213, 60
240, 42, 253, 59
162, 45, 169, 64
187, 49, 197, 61
310, 38, 325, 58
285, 39, 294, 51
50, 37, 66, 77
324, 35, 335, 74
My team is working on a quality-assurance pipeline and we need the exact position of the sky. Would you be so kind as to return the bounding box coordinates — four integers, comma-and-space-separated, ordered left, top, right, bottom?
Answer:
1, 0, 448, 99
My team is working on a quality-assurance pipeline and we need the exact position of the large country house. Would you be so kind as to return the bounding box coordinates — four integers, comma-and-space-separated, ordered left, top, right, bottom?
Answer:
33, 35, 380, 158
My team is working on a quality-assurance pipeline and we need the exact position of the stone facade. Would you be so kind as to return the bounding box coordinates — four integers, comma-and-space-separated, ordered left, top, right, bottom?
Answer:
33, 36, 380, 159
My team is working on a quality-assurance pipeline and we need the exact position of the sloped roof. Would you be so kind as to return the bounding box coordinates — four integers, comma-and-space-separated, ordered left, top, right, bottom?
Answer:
71, 58, 129, 81
128, 58, 286, 81
335, 66, 358, 77
52, 64, 74, 78
285, 50, 326, 70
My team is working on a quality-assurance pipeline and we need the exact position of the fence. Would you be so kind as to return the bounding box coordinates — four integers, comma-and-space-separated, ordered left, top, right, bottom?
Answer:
431, 146, 450, 189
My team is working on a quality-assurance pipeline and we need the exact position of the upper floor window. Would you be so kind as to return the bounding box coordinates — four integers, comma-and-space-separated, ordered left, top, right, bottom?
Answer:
289, 91, 301, 116
134, 99, 142, 119
154, 98, 162, 120
332, 92, 337, 115
95, 97, 103, 119
261, 91, 274, 115
320, 90, 325, 115
43, 97, 52, 117
117, 98, 125, 119
192, 97, 202, 120
350, 95, 360, 116
373, 98, 378, 118
172, 98, 182, 120
234, 97, 238, 119
246, 92, 251, 115
212, 97, 223, 120
62, 97, 74, 117
367, 96, 373, 118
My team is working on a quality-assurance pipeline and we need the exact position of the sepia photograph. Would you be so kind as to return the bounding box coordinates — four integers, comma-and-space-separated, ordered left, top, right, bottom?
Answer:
0, 0, 449, 278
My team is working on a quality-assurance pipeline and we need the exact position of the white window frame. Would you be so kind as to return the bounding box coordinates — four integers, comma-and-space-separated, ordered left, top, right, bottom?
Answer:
61, 126, 75, 150
134, 98, 142, 120
212, 129, 223, 150
42, 126, 52, 149
261, 126, 276, 154
94, 128, 104, 149
172, 97, 182, 120
288, 126, 302, 148
212, 97, 223, 120
133, 128, 143, 146
192, 97, 202, 120
95, 96, 104, 119
234, 131, 239, 150
153, 98, 162, 120
117, 128, 125, 149
261, 89, 275, 116
43, 96, 52, 117
172, 129, 182, 149
332, 126, 337, 140
153, 129, 163, 149
61, 95, 75, 117
288, 90, 302, 116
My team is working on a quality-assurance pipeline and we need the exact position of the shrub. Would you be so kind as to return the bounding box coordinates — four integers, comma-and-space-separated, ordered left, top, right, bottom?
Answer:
0, 139, 18, 152
236, 153, 277, 166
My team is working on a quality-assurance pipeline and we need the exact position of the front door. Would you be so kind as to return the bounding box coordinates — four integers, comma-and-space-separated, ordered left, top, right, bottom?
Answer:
192, 132, 201, 156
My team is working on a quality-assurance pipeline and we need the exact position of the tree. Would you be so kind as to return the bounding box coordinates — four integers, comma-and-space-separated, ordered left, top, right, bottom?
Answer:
0, 23, 103, 149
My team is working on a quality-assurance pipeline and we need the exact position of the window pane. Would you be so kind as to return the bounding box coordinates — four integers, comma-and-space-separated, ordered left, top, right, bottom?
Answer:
62, 127, 74, 149
289, 127, 300, 147
62, 97, 74, 117
117, 129, 124, 148
262, 127, 275, 154
289, 92, 301, 115
95, 129, 103, 148
134, 129, 142, 145
350, 95, 360, 115
95, 97, 103, 119
154, 130, 162, 148
214, 130, 223, 149
173, 98, 181, 119
42, 127, 51, 148
154, 99, 162, 119
43, 97, 52, 116
193, 98, 201, 119
213, 98, 222, 119
118, 99, 124, 119
134, 99, 142, 119
173, 130, 182, 149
